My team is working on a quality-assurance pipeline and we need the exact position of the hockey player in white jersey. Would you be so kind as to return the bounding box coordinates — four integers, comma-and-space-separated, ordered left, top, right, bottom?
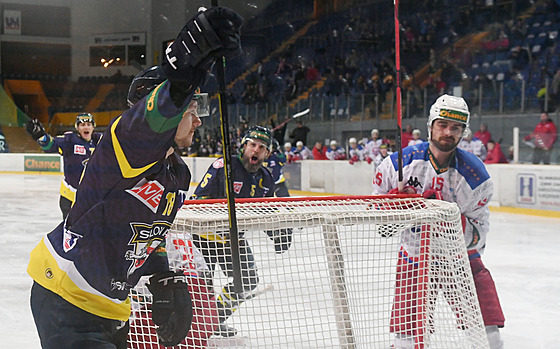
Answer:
365, 128, 383, 161
372, 94, 505, 349
348, 137, 365, 164
458, 128, 487, 161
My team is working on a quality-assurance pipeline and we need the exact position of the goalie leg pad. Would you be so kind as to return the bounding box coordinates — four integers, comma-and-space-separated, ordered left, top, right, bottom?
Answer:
470, 257, 505, 327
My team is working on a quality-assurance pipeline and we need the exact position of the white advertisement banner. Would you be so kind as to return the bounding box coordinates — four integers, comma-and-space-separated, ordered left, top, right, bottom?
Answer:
3, 10, 21, 35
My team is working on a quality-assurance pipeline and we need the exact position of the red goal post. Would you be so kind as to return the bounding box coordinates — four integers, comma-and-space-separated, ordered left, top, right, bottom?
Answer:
128, 195, 489, 349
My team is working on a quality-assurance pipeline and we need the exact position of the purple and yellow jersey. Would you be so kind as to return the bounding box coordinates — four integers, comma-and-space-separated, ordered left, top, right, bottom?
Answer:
28, 81, 194, 321
193, 155, 274, 200
39, 131, 102, 202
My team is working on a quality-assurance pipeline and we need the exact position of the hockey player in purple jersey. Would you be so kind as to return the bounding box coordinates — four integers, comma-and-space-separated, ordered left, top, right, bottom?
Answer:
26, 113, 102, 218
191, 125, 291, 337
27, 7, 243, 349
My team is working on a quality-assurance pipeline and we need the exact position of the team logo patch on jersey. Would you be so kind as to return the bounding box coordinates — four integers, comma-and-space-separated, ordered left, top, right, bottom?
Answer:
126, 179, 164, 213
125, 221, 172, 276
62, 227, 83, 253
74, 144, 86, 155
233, 181, 243, 194
213, 158, 224, 169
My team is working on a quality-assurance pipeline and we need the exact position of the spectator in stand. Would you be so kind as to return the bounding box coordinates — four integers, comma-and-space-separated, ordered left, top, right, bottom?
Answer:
365, 129, 383, 160
293, 141, 313, 160
524, 112, 558, 164
401, 124, 413, 148
283, 142, 295, 163
374, 144, 392, 168
458, 128, 487, 161
474, 123, 492, 146
484, 140, 508, 164
270, 115, 288, 145
407, 129, 424, 146
326, 140, 346, 160
348, 137, 365, 164
289, 120, 311, 146
312, 141, 328, 160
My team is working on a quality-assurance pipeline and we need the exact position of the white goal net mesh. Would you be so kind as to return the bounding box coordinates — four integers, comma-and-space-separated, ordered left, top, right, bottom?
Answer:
127, 195, 489, 348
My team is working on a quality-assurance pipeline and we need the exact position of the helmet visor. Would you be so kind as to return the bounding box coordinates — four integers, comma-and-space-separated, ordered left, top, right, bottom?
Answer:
192, 93, 210, 117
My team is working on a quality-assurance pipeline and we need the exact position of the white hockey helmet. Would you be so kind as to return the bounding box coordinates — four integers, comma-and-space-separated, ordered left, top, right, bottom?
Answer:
349, 137, 357, 144
427, 94, 470, 139
284, 142, 292, 150
296, 141, 304, 148
330, 140, 338, 147
371, 128, 379, 136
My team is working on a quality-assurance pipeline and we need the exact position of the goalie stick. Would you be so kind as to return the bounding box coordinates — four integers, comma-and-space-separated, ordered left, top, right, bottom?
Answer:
272, 108, 310, 131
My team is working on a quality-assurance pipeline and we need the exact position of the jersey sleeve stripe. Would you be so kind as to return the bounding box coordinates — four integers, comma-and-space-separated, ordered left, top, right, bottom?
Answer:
110, 116, 158, 178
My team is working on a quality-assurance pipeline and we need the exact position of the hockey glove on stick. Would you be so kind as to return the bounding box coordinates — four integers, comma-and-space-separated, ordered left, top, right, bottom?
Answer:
147, 271, 193, 347
26, 119, 47, 141
422, 189, 443, 200
388, 186, 416, 195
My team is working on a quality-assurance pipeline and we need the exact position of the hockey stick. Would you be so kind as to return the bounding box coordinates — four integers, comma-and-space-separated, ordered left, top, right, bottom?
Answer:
237, 284, 274, 303
272, 108, 310, 131
212, 0, 243, 294
394, 0, 404, 192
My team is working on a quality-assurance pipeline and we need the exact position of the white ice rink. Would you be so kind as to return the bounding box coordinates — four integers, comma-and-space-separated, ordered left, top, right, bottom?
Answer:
1, 172, 559, 348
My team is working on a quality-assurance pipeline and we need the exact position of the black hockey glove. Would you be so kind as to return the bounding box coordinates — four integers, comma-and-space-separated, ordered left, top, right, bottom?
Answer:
26, 119, 47, 141
147, 271, 193, 347
162, 6, 242, 82
265, 228, 293, 254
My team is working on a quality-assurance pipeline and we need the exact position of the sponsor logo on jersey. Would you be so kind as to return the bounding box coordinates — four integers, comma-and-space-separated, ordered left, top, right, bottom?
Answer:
62, 227, 83, 253
213, 158, 224, 169
126, 179, 164, 213
125, 220, 172, 276
406, 176, 423, 189
233, 181, 243, 194
74, 144, 86, 155
110, 278, 133, 292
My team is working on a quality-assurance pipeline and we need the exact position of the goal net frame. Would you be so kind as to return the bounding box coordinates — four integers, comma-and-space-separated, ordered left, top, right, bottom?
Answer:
127, 195, 490, 349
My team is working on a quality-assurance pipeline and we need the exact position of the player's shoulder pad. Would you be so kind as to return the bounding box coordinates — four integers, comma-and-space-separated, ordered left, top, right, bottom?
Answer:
261, 165, 273, 178
390, 141, 429, 170
454, 148, 491, 190
212, 158, 224, 169
93, 132, 103, 143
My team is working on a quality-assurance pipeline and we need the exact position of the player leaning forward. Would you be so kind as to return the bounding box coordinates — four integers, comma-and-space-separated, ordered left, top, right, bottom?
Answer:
27, 7, 242, 349
372, 94, 505, 349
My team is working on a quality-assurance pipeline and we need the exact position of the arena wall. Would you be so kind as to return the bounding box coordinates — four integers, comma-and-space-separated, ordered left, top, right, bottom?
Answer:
2, 153, 559, 215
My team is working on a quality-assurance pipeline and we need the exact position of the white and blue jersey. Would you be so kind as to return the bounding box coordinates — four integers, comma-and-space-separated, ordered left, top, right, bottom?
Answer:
372, 141, 493, 256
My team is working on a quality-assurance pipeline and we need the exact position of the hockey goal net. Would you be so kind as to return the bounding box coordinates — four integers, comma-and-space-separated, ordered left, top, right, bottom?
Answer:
127, 195, 489, 349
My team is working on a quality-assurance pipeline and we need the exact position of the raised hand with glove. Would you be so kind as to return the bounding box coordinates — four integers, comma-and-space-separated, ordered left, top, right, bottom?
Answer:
162, 6, 242, 97
26, 119, 47, 142
147, 271, 193, 347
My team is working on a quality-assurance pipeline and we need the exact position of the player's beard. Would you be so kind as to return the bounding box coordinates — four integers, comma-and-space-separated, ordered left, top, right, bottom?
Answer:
242, 153, 263, 173
431, 135, 460, 153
